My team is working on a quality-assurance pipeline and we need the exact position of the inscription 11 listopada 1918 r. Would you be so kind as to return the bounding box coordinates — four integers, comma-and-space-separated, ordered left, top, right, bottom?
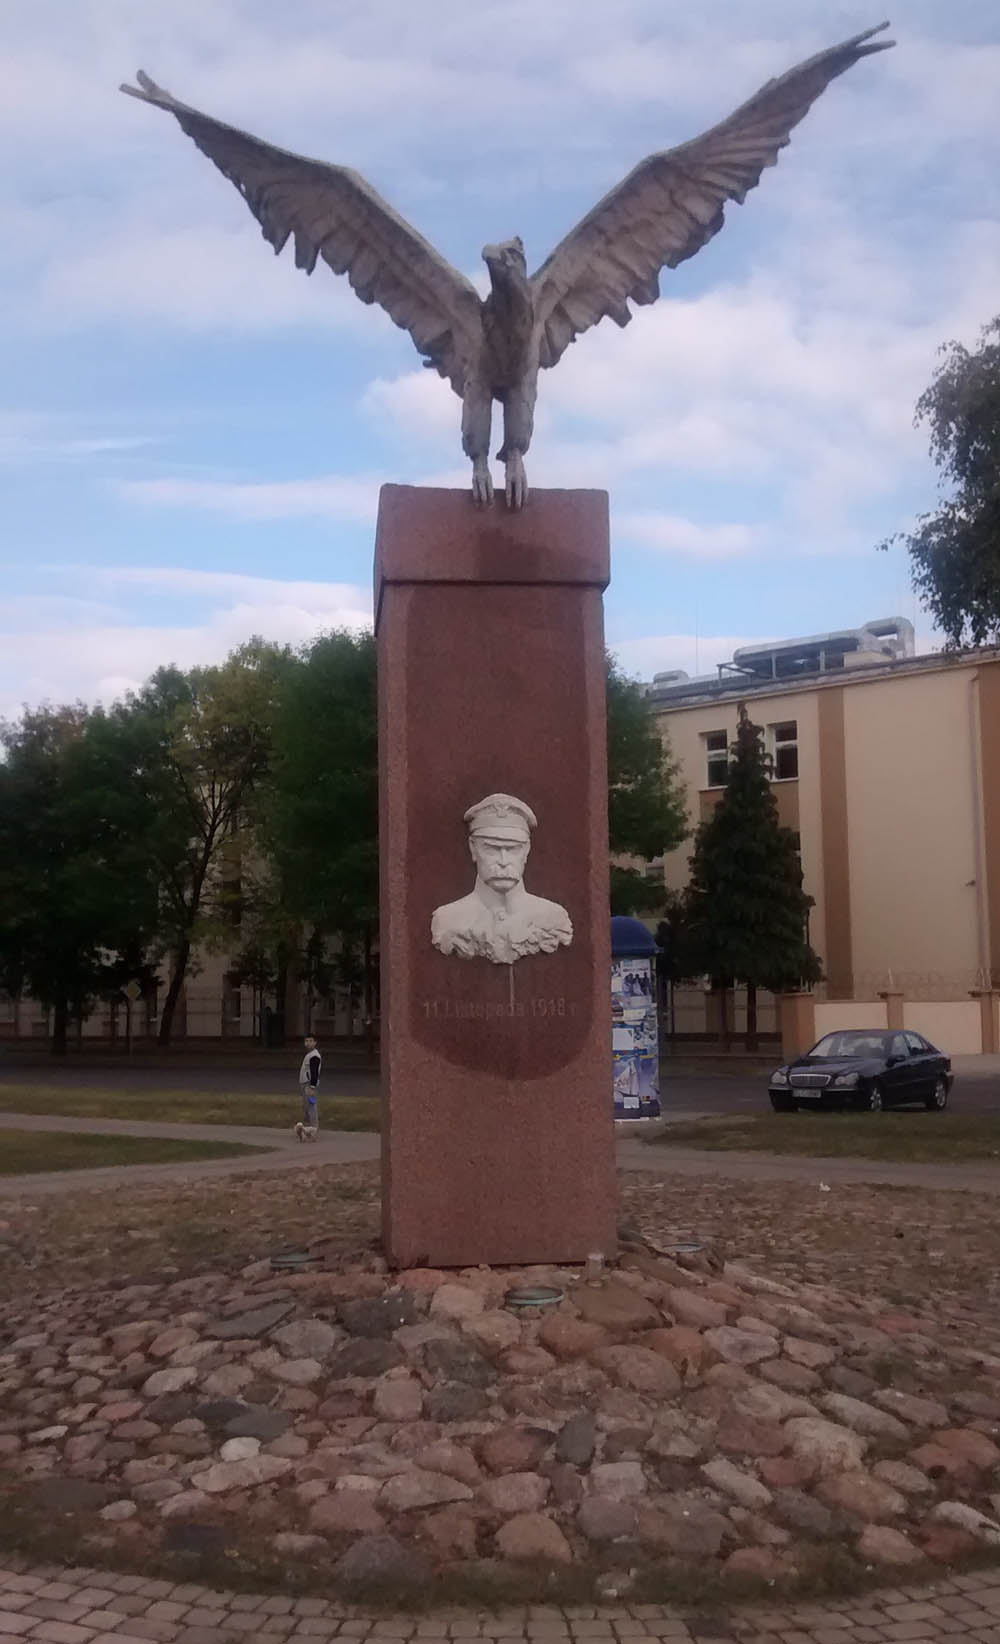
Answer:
421, 997, 579, 1021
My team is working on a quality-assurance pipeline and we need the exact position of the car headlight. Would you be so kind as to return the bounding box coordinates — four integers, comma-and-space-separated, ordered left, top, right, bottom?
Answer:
771, 1069, 789, 1086
832, 1072, 859, 1088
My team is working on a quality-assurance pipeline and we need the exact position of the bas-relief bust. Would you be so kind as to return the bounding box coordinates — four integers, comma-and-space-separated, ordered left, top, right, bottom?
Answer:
431, 794, 572, 966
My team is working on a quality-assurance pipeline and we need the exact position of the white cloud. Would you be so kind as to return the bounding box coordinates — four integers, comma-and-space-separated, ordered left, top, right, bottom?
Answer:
116, 474, 383, 522
362, 371, 457, 443
0, 411, 157, 464
881, 37, 1000, 152
92, 567, 369, 610
30, 221, 385, 335
616, 513, 762, 559
6, 2, 903, 172
0, 567, 372, 722
611, 632, 774, 681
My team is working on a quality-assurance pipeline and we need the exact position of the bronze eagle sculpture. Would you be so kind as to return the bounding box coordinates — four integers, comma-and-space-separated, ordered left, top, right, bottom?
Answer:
122, 23, 893, 509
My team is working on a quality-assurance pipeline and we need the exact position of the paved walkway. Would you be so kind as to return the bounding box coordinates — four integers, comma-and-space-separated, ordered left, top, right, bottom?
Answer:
3, 1110, 1000, 1197
3, 1556, 1000, 1642
0, 1112, 378, 1197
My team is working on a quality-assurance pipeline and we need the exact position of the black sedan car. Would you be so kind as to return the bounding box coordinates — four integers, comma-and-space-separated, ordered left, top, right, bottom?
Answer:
769, 1029, 953, 1113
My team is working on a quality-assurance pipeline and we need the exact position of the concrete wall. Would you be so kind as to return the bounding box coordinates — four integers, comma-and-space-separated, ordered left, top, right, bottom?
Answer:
842, 666, 982, 1000
903, 1000, 982, 1056
663, 989, 984, 1050
813, 1000, 887, 1037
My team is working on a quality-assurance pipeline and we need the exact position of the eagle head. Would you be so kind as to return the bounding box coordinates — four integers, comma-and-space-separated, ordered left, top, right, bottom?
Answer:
482, 237, 526, 281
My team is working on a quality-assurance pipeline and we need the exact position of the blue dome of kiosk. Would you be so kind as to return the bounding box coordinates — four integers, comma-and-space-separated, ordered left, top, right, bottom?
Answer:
610, 916, 658, 958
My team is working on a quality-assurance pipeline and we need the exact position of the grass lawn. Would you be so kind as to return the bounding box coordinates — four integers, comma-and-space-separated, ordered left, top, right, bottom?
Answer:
0, 1084, 380, 1131
0, 1128, 264, 1176
657, 1110, 1000, 1164
0, 1159, 381, 1300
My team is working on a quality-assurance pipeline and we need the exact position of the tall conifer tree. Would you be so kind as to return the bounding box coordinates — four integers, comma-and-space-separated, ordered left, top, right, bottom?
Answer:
686, 705, 821, 1047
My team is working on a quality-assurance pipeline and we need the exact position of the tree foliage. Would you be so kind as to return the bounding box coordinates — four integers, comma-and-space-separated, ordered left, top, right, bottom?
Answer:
123, 640, 290, 1043
606, 654, 687, 914
0, 633, 688, 1048
252, 630, 379, 1036
685, 705, 821, 1045
884, 315, 1000, 646
260, 631, 378, 934
654, 891, 699, 989
0, 705, 163, 1053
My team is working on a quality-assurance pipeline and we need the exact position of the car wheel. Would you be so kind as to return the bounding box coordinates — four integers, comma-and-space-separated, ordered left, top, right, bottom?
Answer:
925, 1077, 949, 1112
866, 1082, 884, 1113
770, 1094, 796, 1113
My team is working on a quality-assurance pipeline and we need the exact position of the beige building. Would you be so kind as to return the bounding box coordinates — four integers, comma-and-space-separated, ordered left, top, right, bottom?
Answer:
646, 618, 1000, 1056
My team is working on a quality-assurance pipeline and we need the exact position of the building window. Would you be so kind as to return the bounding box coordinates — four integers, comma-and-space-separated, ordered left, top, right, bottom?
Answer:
704, 730, 729, 788
770, 720, 798, 780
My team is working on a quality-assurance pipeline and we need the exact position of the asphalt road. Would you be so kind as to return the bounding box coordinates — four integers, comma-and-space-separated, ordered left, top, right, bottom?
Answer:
659, 1055, 1000, 1118
0, 1048, 997, 1115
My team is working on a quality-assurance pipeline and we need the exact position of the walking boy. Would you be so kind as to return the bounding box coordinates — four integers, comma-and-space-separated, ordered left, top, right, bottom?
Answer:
295, 1034, 321, 1141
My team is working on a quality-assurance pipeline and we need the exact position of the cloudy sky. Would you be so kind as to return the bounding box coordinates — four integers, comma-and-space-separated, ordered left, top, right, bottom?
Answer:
2, 0, 997, 721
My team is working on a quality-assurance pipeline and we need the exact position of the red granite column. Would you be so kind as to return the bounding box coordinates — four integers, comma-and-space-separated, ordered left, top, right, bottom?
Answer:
375, 485, 616, 1268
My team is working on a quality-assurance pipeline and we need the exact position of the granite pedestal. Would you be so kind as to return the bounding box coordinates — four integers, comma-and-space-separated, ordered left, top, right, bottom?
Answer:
375, 485, 617, 1268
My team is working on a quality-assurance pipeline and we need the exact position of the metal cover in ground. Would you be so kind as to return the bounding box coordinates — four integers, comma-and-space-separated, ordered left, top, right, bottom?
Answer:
504, 1284, 564, 1310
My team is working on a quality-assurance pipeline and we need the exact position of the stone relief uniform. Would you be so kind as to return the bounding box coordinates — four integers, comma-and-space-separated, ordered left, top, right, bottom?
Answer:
431, 884, 573, 964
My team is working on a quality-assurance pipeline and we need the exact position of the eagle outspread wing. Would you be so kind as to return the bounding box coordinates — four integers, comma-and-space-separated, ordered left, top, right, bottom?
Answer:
530, 23, 894, 371
120, 72, 483, 394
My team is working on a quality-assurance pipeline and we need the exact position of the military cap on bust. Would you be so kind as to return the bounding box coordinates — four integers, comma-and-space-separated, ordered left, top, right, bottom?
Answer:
463, 793, 538, 840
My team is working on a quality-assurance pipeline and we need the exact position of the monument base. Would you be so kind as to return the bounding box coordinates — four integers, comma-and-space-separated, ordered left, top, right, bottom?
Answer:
375, 486, 617, 1269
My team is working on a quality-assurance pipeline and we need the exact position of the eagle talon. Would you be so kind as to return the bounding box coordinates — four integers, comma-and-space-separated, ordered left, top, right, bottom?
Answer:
471, 458, 494, 506
505, 453, 528, 511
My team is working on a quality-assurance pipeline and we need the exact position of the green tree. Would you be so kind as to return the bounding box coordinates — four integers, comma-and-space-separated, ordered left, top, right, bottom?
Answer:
606, 654, 687, 914
124, 639, 290, 1045
0, 704, 163, 1054
685, 705, 821, 1049
882, 315, 1000, 646
654, 890, 699, 1032
254, 630, 378, 1042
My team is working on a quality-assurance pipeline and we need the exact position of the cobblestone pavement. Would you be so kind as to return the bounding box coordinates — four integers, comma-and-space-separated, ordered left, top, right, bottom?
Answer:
6, 1558, 1000, 1643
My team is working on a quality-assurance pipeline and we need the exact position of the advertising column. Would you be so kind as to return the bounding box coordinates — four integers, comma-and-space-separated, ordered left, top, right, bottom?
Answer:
610, 916, 661, 1120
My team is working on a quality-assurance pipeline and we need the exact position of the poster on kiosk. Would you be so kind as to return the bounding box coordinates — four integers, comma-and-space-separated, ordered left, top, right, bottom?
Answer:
610, 917, 661, 1120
